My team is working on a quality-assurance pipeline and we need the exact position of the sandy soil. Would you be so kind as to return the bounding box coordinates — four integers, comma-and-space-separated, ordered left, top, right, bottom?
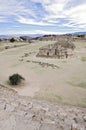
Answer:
0, 40, 86, 107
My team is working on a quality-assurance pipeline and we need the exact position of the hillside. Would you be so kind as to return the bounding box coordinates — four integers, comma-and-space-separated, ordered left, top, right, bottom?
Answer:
0, 35, 86, 130
0, 85, 86, 130
0, 33, 86, 42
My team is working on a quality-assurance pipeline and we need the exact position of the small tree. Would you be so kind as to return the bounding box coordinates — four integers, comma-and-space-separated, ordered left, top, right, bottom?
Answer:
9, 73, 25, 85
10, 38, 15, 43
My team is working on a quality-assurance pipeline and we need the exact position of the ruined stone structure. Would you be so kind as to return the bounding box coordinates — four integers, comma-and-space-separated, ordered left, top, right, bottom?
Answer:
37, 41, 75, 59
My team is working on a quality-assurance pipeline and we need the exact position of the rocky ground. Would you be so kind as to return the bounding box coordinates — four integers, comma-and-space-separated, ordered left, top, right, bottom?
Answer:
0, 85, 86, 130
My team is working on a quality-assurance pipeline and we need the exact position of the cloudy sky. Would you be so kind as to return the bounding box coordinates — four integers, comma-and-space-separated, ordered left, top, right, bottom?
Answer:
0, 0, 86, 35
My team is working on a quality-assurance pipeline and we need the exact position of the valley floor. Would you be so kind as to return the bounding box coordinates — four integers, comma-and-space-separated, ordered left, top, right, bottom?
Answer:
0, 40, 86, 107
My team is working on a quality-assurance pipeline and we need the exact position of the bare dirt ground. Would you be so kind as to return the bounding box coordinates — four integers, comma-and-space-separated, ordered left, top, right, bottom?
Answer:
0, 85, 86, 130
0, 40, 86, 107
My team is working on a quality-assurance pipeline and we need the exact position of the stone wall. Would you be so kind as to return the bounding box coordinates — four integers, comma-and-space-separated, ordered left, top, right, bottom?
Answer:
37, 41, 74, 59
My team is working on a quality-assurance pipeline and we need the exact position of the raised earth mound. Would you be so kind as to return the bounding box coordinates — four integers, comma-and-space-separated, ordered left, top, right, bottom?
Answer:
0, 85, 86, 130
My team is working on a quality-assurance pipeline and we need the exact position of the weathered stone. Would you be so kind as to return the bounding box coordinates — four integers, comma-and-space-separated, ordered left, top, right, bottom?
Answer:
0, 100, 6, 110
5, 103, 15, 112
40, 123, 57, 130
71, 123, 78, 130
37, 41, 75, 59
83, 115, 86, 122
0, 85, 86, 130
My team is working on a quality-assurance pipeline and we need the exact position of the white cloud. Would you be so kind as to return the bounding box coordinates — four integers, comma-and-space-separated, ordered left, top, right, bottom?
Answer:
34, 30, 71, 35
39, 0, 86, 29
0, 0, 35, 19
0, 0, 86, 34
0, 29, 69, 35
1, 0, 86, 28
0, 16, 5, 22
31, 0, 51, 5
17, 16, 55, 26
63, 4, 86, 29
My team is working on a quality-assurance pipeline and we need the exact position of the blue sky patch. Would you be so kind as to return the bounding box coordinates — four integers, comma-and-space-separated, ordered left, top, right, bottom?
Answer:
0, 0, 86, 35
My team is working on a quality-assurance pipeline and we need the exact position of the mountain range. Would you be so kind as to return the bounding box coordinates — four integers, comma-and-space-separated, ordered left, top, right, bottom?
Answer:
0, 32, 86, 39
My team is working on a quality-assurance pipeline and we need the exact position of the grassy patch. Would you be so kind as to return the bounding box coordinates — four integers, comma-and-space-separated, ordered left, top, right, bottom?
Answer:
82, 98, 86, 104
77, 82, 86, 88
81, 57, 86, 62
62, 60, 67, 63
67, 81, 86, 89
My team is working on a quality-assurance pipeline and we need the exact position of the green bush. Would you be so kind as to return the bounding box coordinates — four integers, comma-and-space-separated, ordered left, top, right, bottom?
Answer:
9, 73, 25, 85
10, 38, 15, 42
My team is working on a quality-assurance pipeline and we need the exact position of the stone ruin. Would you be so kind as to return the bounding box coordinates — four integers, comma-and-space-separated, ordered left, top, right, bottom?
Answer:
37, 40, 75, 59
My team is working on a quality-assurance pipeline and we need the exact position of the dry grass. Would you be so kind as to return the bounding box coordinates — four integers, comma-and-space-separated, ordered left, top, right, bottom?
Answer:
81, 57, 86, 62
67, 81, 86, 89
0, 40, 86, 107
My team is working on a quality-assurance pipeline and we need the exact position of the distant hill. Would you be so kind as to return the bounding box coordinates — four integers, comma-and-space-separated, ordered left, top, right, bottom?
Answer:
0, 35, 11, 39
70, 32, 86, 35
0, 32, 86, 39
0, 34, 43, 39
0, 32, 86, 41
